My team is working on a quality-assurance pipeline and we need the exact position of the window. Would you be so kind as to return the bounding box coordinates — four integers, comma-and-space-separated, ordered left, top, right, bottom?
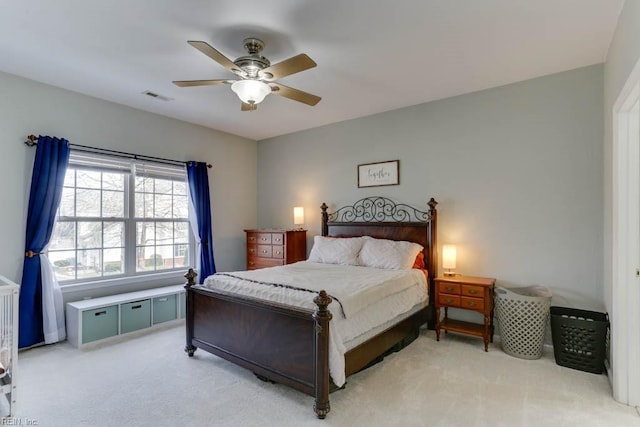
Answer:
47, 152, 193, 284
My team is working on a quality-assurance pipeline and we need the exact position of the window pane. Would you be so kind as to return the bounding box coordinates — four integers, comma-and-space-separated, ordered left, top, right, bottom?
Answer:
135, 176, 153, 193
103, 248, 124, 276
154, 194, 173, 218
59, 187, 75, 217
155, 178, 172, 194
49, 222, 76, 251
174, 244, 188, 268
63, 170, 76, 187
156, 222, 173, 244
103, 222, 124, 248
175, 222, 189, 244
102, 190, 124, 217
173, 195, 189, 218
174, 181, 187, 196
76, 170, 101, 189
77, 249, 101, 278
50, 250, 76, 281
76, 189, 101, 217
135, 193, 154, 218
136, 222, 155, 246
78, 222, 101, 249
136, 246, 156, 272
154, 245, 173, 269
102, 172, 123, 190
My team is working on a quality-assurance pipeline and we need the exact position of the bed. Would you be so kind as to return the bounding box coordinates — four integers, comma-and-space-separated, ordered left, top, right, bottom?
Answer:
183, 196, 438, 418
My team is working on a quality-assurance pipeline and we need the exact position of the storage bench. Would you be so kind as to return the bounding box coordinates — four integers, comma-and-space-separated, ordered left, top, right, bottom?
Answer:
66, 285, 186, 348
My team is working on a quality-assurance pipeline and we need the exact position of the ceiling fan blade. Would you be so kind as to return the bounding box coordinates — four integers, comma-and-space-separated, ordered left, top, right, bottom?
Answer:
241, 103, 257, 111
172, 79, 232, 87
270, 83, 321, 106
260, 54, 317, 81
187, 41, 245, 77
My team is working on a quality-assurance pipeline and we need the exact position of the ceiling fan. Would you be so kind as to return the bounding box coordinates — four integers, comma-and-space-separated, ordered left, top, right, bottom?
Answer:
173, 37, 321, 111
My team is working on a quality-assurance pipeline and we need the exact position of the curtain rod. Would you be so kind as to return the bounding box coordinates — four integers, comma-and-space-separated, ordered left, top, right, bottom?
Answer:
24, 134, 212, 169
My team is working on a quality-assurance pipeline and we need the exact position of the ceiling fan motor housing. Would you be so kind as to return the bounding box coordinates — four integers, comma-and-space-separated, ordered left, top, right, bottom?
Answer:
234, 38, 271, 78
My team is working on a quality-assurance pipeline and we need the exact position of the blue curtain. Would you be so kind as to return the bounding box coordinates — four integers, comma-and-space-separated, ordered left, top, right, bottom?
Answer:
187, 162, 216, 283
19, 136, 70, 348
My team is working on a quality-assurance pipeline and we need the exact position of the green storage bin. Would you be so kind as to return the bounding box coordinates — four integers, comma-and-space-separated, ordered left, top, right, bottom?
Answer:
179, 292, 186, 319
153, 294, 177, 324
82, 305, 118, 344
121, 299, 151, 334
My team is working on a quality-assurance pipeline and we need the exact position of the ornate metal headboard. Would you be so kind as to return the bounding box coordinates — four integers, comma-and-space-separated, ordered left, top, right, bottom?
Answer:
320, 196, 438, 283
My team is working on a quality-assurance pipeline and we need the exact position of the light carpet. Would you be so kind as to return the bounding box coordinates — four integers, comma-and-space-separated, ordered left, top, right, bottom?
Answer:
15, 323, 640, 427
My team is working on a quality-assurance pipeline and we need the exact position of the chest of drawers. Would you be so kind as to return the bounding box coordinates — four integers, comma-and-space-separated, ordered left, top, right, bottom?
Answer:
244, 229, 307, 270
434, 275, 496, 351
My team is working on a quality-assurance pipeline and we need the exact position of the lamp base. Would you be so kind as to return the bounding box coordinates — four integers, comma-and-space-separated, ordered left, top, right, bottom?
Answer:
444, 271, 457, 277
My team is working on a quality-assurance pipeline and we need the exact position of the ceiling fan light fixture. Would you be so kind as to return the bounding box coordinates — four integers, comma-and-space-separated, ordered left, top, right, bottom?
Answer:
231, 79, 271, 105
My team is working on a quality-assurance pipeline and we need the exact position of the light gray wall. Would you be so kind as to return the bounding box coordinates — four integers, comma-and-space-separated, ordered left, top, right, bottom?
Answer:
0, 71, 257, 301
603, 0, 640, 313
258, 65, 604, 311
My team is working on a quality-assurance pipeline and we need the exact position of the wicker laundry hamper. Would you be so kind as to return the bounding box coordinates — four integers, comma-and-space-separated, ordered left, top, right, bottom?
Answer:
494, 285, 552, 360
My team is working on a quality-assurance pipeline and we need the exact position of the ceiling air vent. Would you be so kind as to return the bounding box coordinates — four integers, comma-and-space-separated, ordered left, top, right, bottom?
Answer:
142, 91, 172, 101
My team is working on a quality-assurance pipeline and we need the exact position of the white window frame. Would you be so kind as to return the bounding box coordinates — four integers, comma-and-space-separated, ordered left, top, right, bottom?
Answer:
48, 151, 195, 289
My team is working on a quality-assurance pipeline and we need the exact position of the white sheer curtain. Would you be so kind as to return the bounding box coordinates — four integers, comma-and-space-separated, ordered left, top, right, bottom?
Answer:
40, 254, 65, 343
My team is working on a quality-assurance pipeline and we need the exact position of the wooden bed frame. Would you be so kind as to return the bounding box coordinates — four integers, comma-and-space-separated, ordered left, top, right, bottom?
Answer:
184, 196, 438, 419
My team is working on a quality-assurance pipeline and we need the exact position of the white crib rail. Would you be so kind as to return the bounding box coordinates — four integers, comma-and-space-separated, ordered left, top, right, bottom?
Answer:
0, 275, 19, 417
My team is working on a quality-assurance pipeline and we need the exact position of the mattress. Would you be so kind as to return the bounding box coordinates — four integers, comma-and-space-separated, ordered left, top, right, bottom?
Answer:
201, 261, 428, 386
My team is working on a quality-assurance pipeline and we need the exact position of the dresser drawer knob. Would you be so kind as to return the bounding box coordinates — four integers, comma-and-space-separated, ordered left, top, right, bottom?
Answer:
262, 250, 268, 254
467, 301, 477, 307
445, 286, 454, 292
445, 298, 454, 304
275, 251, 281, 255
248, 262, 255, 266
261, 237, 268, 241
468, 289, 478, 294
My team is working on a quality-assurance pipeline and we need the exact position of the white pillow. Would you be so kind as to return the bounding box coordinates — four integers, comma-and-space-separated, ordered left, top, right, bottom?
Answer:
308, 236, 364, 266
358, 236, 424, 270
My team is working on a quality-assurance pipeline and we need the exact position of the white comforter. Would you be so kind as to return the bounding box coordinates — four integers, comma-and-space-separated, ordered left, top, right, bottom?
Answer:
201, 261, 428, 386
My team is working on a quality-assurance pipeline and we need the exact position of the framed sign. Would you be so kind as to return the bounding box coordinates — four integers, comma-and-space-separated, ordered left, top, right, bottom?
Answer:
357, 160, 399, 188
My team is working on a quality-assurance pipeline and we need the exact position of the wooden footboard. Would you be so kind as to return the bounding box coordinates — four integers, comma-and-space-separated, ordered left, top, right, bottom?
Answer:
184, 269, 333, 418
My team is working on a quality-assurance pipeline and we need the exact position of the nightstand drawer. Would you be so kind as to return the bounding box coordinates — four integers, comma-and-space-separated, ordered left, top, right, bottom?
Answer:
461, 296, 484, 311
461, 285, 484, 297
272, 245, 284, 259
256, 245, 272, 257
438, 282, 461, 295
438, 294, 460, 307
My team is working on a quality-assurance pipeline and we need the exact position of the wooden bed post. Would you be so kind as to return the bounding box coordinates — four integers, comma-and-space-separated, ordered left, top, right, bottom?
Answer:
427, 198, 438, 329
312, 290, 332, 419
184, 268, 198, 357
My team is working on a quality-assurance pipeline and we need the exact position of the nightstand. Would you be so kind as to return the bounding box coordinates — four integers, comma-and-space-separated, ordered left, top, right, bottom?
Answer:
435, 275, 496, 351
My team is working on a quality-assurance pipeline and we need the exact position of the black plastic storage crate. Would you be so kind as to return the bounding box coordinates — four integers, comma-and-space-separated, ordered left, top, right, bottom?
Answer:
550, 306, 609, 374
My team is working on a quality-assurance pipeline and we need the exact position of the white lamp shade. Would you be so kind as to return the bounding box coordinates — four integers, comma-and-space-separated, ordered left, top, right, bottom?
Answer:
442, 244, 457, 270
231, 80, 271, 104
293, 207, 305, 225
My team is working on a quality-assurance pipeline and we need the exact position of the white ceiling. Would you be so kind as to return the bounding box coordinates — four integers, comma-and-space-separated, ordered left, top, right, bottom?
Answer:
0, 1, 624, 141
